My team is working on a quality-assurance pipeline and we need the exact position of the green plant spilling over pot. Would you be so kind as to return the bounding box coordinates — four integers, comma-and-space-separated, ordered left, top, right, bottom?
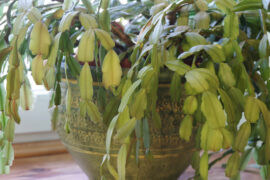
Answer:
1, 0, 270, 179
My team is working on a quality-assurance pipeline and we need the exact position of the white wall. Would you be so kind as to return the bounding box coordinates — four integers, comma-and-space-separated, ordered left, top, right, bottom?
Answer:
14, 77, 59, 143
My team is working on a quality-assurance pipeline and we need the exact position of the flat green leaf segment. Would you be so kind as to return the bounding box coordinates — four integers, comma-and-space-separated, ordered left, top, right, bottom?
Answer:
118, 80, 141, 112
165, 60, 191, 75
201, 91, 226, 129
179, 44, 225, 63
185, 68, 219, 94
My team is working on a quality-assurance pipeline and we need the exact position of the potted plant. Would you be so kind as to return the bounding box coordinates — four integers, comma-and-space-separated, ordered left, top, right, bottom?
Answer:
1, 0, 270, 179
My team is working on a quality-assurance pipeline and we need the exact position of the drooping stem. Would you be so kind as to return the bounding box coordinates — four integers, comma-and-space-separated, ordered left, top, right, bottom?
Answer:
208, 149, 233, 170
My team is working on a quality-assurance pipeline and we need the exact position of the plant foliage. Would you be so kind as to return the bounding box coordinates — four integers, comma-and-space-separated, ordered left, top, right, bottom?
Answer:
1, 0, 270, 179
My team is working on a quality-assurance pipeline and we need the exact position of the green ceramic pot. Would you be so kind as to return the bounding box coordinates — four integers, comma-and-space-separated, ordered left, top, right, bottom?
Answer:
56, 69, 195, 180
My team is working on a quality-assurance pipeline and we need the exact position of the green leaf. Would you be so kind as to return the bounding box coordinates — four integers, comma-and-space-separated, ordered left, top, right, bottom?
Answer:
227, 87, 245, 111
65, 87, 72, 115
12, 13, 25, 35
0, 47, 12, 69
259, 34, 268, 59
215, 0, 235, 14
201, 91, 226, 128
20, 80, 34, 111
170, 73, 182, 102
178, 44, 225, 63
199, 152, 208, 180
206, 128, 223, 151
259, 58, 269, 81
4, 119, 14, 142
255, 99, 270, 127
185, 70, 209, 93
66, 55, 81, 78
121, 79, 132, 97
233, 63, 254, 95
202, 61, 215, 74
232, 40, 244, 62
64, 118, 71, 134
59, 31, 74, 53
221, 128, 233, 148
225, 152, 240, 178
259, 35, 269, 81
151, 44, 161, 70
179, 115, 193, 142
204, 44, 225, 62
194, 11, 210, 29
150, 19, 163, 44
51, 107, 59, 131
47, 33, 61, 67
191, 151, 200, 170
27, 7, 42, 23
265, 131, 270, 162
107, 158, 119, 180
259, 165, 269, 179
195, 0, 208, 11
118, 80, 141, 112
77, 30, 95, 62
234, 122, 251, 152
141, 69, 158, 94
178, 45, 204, 59
137, 65, 153, 79
222, 38, 234, 58
117, 144, 127, 180
165, 60, 191, 75
104, 97, 120, 125
99, 9, 111, 32
185, 32, 207, 47
143, 118, 150, 152
183, 96, 198, 115
167, 26, 189, 39
137, 18, 154, 43
218, 88, 236, 126
81, 0, 94, 13
86, 101, 102, 123
200, 122, 209, 150
242, 66, 255, 96
3, 142, 14, 166
117, 107, 130, 130
79, 63, 93, 100
0, 83, 5, 112
239, 148, 253, 171
114, 118, 136, 142
102, 50, 122, 89
224, 12, 239, 40
233, 0, 263, 12
0, 158, 9, 174
185, 68, 219, 94
59, 11, 79, 32
244, 96, 260, 123
94, 29, 115, 50
106, 114, 119, 154
218, 63, 236, 87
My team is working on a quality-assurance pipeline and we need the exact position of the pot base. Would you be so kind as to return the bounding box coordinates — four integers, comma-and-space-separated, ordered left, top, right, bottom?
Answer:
57, 81, 194, 180
64, 142, 193, 180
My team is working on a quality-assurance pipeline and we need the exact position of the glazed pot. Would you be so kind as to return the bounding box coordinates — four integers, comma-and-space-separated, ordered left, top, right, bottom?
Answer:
56, 69, 195, 180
